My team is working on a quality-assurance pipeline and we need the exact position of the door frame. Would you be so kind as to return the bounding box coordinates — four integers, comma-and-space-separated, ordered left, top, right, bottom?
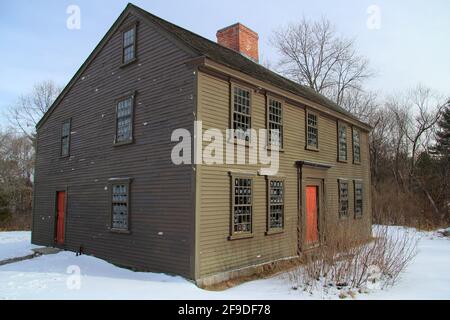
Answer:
53, 187, 68, 248
296, 161, 331, 253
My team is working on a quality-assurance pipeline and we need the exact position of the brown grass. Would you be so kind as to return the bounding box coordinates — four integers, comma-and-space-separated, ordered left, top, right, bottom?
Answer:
0, 213, 31, 231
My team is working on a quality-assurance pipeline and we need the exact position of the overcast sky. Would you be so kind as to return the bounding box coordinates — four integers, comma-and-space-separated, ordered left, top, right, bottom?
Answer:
0, 0, 449, 127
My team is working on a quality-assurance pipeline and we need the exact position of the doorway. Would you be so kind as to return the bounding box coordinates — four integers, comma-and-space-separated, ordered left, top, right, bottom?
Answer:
55, 191, 66, 245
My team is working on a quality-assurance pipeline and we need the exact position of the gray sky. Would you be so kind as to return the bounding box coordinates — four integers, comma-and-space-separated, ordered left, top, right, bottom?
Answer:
1, 0, 449, 127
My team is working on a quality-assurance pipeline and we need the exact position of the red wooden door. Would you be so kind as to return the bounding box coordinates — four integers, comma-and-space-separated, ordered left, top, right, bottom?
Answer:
56, 191, 66, 245
305, 186, 319, 244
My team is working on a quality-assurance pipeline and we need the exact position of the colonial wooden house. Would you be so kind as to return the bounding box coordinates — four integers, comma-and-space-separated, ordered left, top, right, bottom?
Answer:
32, 3, 372, 286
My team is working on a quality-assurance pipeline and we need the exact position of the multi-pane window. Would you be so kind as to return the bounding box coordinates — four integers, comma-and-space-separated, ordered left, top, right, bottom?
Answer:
307, 111, 318, 149
353, 128, 361, 163
232, 86, 251, 141
354, 181, 363, 218
338, 180, 349, 218
122, 26, 136, 64
115, 96, 133, 144
111, 183, 129, 230
232, 177, 253, 234
268, 98, 283, 148
338, 123, 347, 161
61, 119, 71, 157
268, 179, 284, 230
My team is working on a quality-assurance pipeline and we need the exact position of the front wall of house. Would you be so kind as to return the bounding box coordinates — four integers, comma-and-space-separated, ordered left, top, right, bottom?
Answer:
32, 12, 197, 278
197, 71, 372, 279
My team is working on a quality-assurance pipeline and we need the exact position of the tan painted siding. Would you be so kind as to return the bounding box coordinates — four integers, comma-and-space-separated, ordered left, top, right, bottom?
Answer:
197, 71, 371, 278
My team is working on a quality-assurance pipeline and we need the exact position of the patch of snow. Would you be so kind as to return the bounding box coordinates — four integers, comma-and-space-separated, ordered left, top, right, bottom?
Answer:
0, 227, 449, 300
0, 232, 39, 262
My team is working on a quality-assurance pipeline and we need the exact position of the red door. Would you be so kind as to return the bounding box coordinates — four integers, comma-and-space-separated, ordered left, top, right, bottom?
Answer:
305, 186, 319, 244
56, 191, 66, 245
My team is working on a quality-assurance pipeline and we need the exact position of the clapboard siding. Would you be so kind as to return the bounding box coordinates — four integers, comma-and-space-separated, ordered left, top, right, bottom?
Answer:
32, 12, 197, 278
196, 71, 372, 278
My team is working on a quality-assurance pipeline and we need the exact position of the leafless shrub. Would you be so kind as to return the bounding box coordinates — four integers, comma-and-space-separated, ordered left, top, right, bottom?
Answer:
287, 225, 418, 294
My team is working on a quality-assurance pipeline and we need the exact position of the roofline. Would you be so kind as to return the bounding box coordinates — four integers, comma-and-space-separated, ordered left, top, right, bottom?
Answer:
200, 57, 372, 132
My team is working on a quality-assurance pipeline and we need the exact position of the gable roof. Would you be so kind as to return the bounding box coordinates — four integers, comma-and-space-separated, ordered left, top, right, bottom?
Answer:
37, 3, 369, 130
130, 4, 369, 128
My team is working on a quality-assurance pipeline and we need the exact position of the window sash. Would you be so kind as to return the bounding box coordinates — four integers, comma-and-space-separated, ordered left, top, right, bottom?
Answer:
232, 177, 253, 234
353, 129, 361, 163
61, 120, 71, 157
354, 181, 363, 217
268, 179, 284, 230
338, 123, 347, 161
122, 26, 136, 64
338, 180, 349, 218
268, 98, 283, 148
115, 96, 134, 143
307, 112, 318, 148
232, 86, 251, 142
111, 181, 130, 231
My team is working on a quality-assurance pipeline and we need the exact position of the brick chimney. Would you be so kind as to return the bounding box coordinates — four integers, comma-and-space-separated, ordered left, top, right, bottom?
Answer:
216, 23, 259, 62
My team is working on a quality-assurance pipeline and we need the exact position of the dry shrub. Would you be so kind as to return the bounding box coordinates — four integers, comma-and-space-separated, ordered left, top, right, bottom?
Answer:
0, 213, 31, 231
287, 225, 418, 293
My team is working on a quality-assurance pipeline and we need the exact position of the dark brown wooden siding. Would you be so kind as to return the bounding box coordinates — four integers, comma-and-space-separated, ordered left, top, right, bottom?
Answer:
32, 12, 197, 279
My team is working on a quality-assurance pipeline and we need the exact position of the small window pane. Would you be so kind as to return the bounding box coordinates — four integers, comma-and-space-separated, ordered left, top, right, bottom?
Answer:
61, 120, 71, 156
122, 27, 136, 64
112, 184, 129, 230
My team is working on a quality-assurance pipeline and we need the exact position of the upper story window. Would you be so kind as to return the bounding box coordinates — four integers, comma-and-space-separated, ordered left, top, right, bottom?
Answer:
61, 119, 71, 157
111, 179, 131, 231
231, 176, 253, 236
306, 110, 318, 150
338, 179, 349, 219
232, 86, 251, 142
338, 122, 347, 162
268, 98, 283, 148
115, 95, 134, 145
354, 181, 363, 218
353, 128, 361, 163
268, 179, 284, 231
122, 25, 136, 64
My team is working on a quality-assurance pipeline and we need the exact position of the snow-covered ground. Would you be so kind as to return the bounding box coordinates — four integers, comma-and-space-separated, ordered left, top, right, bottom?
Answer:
0, 231, 39, 262
0, 227, 449, 300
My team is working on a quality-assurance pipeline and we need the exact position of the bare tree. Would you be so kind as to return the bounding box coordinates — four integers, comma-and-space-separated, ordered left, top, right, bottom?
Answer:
270, 17, 373, 106
7, 80, 61, 140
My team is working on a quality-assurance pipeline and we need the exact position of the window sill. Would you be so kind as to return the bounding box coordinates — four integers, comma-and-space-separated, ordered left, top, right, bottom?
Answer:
354, 214, 363, 220
305, 146, 319, 152
337, 159, 348, 163
60, 154, 70, 159
353, 161, 361, 165
228, 233, 253, 241
120, 58, 138, 68
109, 228, 131, 234
114, 139, 134, 147
339, 215, 349, 221
265, 229, 284, 236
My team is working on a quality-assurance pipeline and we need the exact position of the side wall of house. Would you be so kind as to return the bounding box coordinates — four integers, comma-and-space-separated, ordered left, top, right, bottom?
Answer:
32, 12, 197, 278
196, 71, 371, 279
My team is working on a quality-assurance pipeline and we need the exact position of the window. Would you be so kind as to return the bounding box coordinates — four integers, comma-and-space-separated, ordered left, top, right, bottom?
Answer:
268, 98, 283, 148
61, 119, 71, 157
115, 95, 134, 144
338, 122, 347, 162
306, 111, 318, 149
111, 180, 130, 231
232, 177, 253, 235
232, 86, 251, 141
353, 128, 361, 163
338, 179, 349, 219
268, 179, 284, 231
122, 25, 136, 64
354, 181, 363, 218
